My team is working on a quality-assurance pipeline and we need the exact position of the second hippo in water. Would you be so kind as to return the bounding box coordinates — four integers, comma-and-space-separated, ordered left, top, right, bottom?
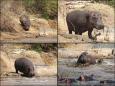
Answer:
77, 74, 96, 81
14, 58, 35, 77
77, 52, 96, 66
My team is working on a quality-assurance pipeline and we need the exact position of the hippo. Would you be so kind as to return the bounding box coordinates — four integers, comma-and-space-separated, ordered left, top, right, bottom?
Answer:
97, 58, 103, 64
19, 15, 30, 31
77, 74, 96, 81
58, 78, 76, 86
66, 10, 104, 40
77, 52, 96, 66
14, 58, 35, 77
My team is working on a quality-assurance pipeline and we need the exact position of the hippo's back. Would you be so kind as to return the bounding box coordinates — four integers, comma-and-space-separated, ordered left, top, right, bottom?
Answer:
19, 15, 30, 31
15, 58, 34, 76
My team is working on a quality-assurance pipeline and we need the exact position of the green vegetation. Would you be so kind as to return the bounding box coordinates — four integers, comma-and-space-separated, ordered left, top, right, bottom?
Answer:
31, 44, 57, 52
23, 0, 57, 19
107, 0, 114, 7
94, 0, 114, 7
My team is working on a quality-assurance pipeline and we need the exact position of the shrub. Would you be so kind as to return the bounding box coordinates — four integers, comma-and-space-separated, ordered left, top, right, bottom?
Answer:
23, 0, 57, 19
31, 44, 57, 52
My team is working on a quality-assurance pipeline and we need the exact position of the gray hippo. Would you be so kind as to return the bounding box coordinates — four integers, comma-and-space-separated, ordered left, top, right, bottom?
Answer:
19, 15, 30, 31
14, 58, 35, 77
77, 52, 96, 66
66, 10, 104, 40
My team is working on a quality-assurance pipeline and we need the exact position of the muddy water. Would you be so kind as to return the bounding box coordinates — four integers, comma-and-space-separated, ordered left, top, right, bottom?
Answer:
1, 77, 57, 86
58, 58, 115, 85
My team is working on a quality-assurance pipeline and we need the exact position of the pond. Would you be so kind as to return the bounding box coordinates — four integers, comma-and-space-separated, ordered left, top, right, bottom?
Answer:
58, 58, 115, 86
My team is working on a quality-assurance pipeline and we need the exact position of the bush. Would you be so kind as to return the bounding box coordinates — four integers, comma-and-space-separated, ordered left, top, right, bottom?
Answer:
31, 44, 57, 52
23, 0, 57, 19
94, 0, 114, 7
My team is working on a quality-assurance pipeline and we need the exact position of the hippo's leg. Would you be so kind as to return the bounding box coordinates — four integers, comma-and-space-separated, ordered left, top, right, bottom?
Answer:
75, 30, 81, 35
88, 29, 95, 40
67, 21, 74, 34
69, 29, 72, 34
74, 27, 80, 35
15, 68, 18, 73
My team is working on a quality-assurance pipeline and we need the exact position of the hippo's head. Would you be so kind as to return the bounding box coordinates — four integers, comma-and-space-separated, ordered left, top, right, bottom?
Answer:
78, 75, 85, 81
89, 11, 104, 30
23, 24, 30, 31
20, 15, 30, 31
27, 67, 35, 77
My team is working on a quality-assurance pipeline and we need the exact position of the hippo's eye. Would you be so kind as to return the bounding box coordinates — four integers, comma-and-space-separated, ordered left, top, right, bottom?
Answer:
92, 17, 97, 22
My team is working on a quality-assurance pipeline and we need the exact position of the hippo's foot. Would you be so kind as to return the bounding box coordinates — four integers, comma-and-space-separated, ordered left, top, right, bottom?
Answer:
89, 36, 96, 40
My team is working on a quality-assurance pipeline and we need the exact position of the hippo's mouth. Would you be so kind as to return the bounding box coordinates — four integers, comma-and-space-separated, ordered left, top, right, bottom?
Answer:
96, 25, 104, 30
24, 28, 29, 31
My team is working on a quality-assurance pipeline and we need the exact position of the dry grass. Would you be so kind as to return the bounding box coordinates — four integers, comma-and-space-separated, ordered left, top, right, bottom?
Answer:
40, 52, 57, 66
21, 50, 45, 65
0, 51, 15, 73
0, 0, 57, 41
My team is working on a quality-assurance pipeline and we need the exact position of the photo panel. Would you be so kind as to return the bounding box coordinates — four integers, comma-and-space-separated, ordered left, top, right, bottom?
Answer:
1, 0, 58, 43
58, 43, 115, 86
0, 43, 57, 86
58, 0, 114, 43
0, 0, 115, 86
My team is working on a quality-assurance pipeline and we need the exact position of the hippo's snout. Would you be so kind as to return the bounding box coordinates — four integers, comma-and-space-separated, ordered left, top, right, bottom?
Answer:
96, 24, 104, 30
99, 25, 104, 29
24, 28, 29, 31
27, 73, 35, 77
29, 73, 35, 77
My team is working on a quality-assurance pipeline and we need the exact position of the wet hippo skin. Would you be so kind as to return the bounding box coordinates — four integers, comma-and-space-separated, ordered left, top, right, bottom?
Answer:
14, 58, 35, 77
66, 10, 104, 40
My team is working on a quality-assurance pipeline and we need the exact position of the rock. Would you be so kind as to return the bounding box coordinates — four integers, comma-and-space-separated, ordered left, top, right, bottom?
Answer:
35, 66, 57, 77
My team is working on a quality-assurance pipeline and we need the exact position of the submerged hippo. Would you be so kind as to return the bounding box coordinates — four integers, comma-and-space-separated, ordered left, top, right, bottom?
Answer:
19, 15, 30, 31
66, 10, 104, 40
14, 58, 35, 77
77, 74, 96, 81
77, 52, 96, 66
